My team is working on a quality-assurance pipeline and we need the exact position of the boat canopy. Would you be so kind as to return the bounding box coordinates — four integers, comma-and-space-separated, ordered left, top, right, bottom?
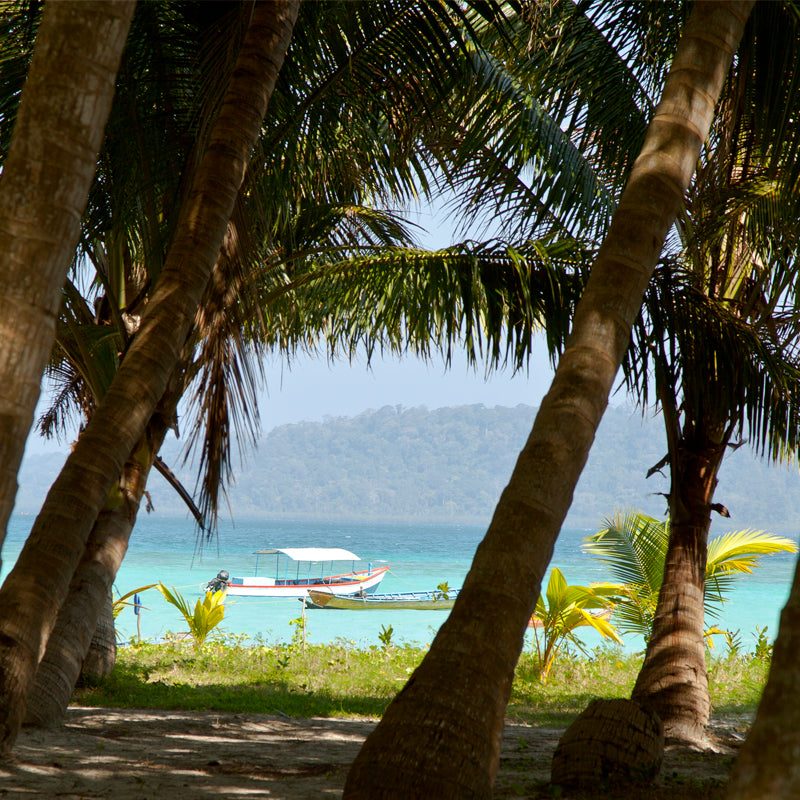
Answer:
253, 547, 361, 562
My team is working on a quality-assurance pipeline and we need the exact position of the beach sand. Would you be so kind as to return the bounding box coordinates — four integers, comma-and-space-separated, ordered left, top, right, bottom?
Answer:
0, 707, 748, 799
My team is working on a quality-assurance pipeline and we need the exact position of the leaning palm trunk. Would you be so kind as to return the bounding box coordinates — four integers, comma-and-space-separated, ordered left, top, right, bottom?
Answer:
0, 0, 299, 754
0, 0, 134, 560
81, 586, 117, 684
631, 434, 727, 742
343, 3, 753, 797
24, 242, 239, 725
23, 424, 161, 726
725, 556, 800, 798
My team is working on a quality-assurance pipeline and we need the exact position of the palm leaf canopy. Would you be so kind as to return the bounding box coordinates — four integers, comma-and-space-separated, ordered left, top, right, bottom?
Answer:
478, 1, 800, 470
583, 510, 670, 599
24, 0, 567, 524
257, 237, 590, 372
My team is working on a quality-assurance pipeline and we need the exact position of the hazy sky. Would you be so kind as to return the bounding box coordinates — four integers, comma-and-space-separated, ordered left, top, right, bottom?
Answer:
258, 343, 556, 429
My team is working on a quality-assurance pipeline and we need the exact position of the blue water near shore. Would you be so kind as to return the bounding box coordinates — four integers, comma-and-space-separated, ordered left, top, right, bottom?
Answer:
2, 513, 797, 653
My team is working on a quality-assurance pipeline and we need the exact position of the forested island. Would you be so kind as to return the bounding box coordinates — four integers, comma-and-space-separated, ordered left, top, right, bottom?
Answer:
19, 403, 800, 535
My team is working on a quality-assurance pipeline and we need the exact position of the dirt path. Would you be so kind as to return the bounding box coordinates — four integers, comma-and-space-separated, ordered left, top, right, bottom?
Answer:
0, 708, 748, 799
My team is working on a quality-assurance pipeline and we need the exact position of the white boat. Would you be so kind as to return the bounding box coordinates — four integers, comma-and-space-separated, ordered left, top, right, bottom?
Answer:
205, 547, 389, 598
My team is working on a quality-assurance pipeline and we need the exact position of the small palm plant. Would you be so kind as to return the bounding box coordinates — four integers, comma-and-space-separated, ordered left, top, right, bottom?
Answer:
583, 509, 798, 642
113, 584, 157, 620
531, 567, 623, 683
433, 582, 451, 601
157, 583, 228, 647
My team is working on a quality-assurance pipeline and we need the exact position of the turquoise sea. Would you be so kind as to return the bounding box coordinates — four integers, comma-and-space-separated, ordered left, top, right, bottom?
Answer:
2, 513, 797, 652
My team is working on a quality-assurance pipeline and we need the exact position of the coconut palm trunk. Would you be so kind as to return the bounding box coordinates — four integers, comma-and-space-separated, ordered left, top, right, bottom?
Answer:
0, 0, 134, 560
0, 0, 299, 753
80, 586, 118, 684
725, 554, 800, 798
23, 416, 167, 726
24, 239, 245, 725
631, 427, 728, 742
343, 3, 753, 797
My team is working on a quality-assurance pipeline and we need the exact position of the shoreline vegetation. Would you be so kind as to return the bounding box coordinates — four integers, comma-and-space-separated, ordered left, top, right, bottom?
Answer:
75, 637, 767, 726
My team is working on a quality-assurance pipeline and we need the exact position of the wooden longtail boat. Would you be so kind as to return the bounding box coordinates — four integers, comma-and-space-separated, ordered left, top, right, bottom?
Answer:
304, 587, 460, 610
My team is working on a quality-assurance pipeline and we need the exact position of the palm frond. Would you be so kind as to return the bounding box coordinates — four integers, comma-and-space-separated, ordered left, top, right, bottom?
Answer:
583, 510, 670, 596
257, 237, 590, 374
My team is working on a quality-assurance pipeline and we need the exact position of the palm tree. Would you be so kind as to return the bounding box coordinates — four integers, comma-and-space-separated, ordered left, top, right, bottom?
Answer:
623, 1, 800, 739
530, 566, 622, 683
0, 0, 134, 559
0, 0, 301, 753
440, 0, 800, 744
19, 0, 588, 727
343, 3, 753, 797
21, 0, 268, 725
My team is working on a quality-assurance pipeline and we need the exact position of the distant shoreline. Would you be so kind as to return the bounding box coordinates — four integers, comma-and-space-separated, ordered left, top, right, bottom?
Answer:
15, 404, 800, 536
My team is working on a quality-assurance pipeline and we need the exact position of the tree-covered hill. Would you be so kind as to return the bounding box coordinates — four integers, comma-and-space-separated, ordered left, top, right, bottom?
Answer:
16, 404, 800, 534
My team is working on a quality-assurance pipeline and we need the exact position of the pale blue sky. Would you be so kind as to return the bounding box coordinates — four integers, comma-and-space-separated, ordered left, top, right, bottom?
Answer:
257, 343, 556, 430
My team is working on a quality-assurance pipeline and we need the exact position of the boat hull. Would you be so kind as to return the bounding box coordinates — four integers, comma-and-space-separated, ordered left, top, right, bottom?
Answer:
224, 565, 389, 598
305, 587, 458, 610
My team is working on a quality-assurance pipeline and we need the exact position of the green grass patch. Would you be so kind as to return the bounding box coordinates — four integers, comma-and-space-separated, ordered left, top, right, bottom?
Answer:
73, 636, 768, 726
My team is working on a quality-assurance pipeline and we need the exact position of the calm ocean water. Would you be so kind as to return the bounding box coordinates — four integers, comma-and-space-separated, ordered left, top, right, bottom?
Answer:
2, 513, 797, 652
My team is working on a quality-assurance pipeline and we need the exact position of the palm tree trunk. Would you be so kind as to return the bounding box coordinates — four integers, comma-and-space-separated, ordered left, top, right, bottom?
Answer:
725, 558, 800, 799
23, 431, 156, 726
631, 435, 727, 742
343, 3, 753, 797
80, 586, 117, 684
0, 0, 134, 560
0, 0, 299, 754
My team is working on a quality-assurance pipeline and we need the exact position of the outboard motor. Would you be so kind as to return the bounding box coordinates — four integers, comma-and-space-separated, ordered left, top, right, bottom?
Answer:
205, 570, 230, 593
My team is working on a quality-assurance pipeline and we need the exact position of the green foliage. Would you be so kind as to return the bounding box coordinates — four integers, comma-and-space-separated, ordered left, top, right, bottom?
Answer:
530, 567, 623, 683
288, 614, 308, 651
753, 625, 773, 661
113, 584, 157, 620
378, 624, 394, 650
583, 510, 798, 641
157, 583, 227, 648
71, 638, 768, 726
722, 629, 744, 659
433, 582, 451, 600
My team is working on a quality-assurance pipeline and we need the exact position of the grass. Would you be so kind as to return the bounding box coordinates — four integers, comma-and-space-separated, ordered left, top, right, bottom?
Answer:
73, 634, 769, 726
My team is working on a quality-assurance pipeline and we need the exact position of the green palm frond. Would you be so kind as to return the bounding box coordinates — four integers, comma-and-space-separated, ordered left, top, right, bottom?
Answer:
623, 259, 800, 459
704, 530, 798, 616
585, 510, 798, 636
532, 566, 623, 682
258, 237, 590, 373
434, 36, 619, 241
0, 0, 40, 162
157, 583, 228, 648
708, 529, 798, 572
584, 510, 669, 596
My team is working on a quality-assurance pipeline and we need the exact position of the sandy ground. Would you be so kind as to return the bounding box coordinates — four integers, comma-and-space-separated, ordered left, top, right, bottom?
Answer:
0, 708, 749, 799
